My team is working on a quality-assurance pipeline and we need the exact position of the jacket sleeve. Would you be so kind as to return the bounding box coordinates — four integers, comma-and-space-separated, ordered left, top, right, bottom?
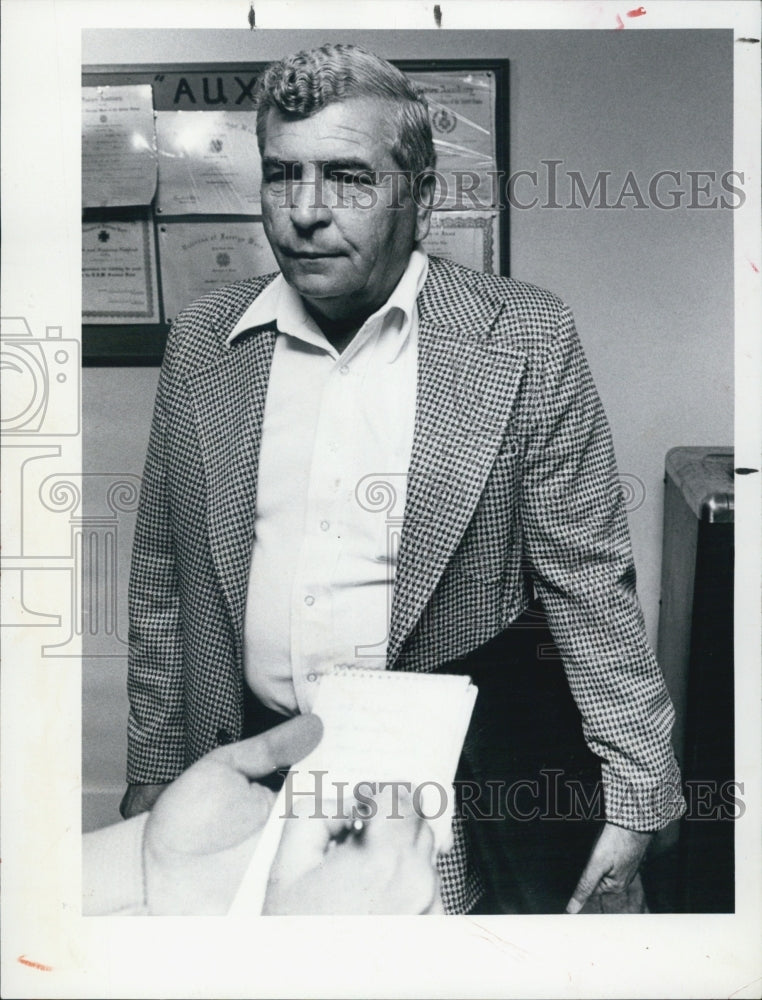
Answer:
126, 329, 187, 783
519, 303, 685, 831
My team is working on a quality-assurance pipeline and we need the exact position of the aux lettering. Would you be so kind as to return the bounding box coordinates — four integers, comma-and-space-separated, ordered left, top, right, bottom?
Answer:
172, 75, 258, 107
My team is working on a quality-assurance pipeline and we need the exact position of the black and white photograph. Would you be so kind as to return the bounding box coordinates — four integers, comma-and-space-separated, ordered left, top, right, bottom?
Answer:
1, 1, 760, 998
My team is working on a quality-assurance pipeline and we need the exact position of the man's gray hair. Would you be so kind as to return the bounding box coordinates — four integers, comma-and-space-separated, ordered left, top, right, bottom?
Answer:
254, 43, 437, 178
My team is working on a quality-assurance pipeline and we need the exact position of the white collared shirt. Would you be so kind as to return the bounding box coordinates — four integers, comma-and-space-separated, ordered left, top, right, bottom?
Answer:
228, 249, 428, 715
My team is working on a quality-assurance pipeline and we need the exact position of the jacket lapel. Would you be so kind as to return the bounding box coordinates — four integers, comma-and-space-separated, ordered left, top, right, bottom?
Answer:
386, 263, 527, 669
184, 262, 526, 665
185, 324, 277, 642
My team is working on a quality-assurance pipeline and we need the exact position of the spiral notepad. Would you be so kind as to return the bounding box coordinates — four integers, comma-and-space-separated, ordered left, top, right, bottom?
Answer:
229, 666, 477, 915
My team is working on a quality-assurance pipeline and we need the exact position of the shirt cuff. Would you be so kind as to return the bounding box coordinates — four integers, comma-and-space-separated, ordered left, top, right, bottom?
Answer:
602, 762, 687, 831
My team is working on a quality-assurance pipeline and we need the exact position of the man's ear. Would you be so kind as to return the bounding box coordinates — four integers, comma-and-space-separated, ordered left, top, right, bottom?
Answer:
413, 171, 436, 243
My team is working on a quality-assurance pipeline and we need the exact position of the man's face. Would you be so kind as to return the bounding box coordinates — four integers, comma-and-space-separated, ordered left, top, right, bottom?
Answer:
260, 97, 432, 327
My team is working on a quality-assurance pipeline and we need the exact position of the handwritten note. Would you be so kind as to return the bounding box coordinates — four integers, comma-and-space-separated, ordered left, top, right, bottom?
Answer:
229, 666, 477, 914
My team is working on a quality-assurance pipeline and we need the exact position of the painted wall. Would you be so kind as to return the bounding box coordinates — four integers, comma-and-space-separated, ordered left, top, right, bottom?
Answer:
82, 28, 734, 830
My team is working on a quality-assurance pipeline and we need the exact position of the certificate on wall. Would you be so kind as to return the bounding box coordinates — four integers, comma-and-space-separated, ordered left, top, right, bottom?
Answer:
82, 218, 159, 323
82, 85, 157, 207
423, 212, 499, 274
155, 111, 262, 215
158, 221, 277, 320
409, 71, 498, 209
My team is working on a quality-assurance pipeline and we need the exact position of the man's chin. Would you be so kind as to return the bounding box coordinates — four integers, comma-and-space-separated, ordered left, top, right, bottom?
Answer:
282, 269, 355, 302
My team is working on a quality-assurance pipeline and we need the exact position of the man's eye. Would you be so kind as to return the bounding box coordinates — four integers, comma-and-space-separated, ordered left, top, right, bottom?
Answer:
328, 169, 377, 187
264, 164, 298, 183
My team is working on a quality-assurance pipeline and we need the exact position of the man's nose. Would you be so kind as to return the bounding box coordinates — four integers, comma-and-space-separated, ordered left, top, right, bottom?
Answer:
289, 178, 332, 231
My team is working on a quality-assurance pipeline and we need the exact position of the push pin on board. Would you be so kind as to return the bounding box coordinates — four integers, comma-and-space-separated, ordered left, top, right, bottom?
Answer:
433, 4, 442, 27
248, 3, 256, 29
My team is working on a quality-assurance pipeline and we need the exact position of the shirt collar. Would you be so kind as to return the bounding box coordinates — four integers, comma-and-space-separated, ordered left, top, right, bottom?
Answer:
227, 246, 429, 352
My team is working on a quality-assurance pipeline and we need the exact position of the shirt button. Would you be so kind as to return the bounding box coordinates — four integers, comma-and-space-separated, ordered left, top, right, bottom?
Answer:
339, 364, 350, 375
307, 672, 318, 682
320, 520, 330, 531
304, 594, 315, 606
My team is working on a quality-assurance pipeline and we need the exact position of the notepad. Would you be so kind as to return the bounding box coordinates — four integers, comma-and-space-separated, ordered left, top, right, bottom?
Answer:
229, 666, 477, 915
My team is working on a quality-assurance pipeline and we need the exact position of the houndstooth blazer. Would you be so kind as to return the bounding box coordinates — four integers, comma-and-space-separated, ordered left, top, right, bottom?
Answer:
127, 255, 684, 909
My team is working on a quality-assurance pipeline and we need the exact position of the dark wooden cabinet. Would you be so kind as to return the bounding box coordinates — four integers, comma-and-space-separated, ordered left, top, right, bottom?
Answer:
653, 446, 735, 912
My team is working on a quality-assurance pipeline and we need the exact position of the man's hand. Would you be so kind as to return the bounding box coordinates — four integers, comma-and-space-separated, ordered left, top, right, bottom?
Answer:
143, 714, 323, 915
566, 822, 652, 913
263, 788, 440, 915
120, 782, 170, 819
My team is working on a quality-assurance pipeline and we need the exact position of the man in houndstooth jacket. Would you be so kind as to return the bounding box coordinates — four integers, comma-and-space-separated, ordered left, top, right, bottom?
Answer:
122, 43, 685, 914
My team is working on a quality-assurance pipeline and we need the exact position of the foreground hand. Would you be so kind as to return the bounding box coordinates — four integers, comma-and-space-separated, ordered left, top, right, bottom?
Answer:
143, 714, 323, 914
566, 822, 652, 913
263, 788, 440, 915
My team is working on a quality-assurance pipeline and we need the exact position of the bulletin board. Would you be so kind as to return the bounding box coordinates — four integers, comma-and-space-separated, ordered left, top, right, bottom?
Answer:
82, 60, 509, 365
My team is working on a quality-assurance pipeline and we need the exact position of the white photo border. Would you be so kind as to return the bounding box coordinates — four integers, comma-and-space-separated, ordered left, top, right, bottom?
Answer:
1, 2, 760, 998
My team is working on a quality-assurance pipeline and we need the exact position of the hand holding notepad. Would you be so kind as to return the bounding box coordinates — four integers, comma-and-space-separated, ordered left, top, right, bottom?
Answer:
229, 666, 477, 915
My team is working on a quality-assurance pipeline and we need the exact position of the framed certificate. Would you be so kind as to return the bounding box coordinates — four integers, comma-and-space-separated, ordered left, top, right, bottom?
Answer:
408, 70, 498, 210
155, 111, 262, 216
158, 220, 276, 321
423, 212, 500, 274
83, 218, 160, 323
82, 85, 157, 208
